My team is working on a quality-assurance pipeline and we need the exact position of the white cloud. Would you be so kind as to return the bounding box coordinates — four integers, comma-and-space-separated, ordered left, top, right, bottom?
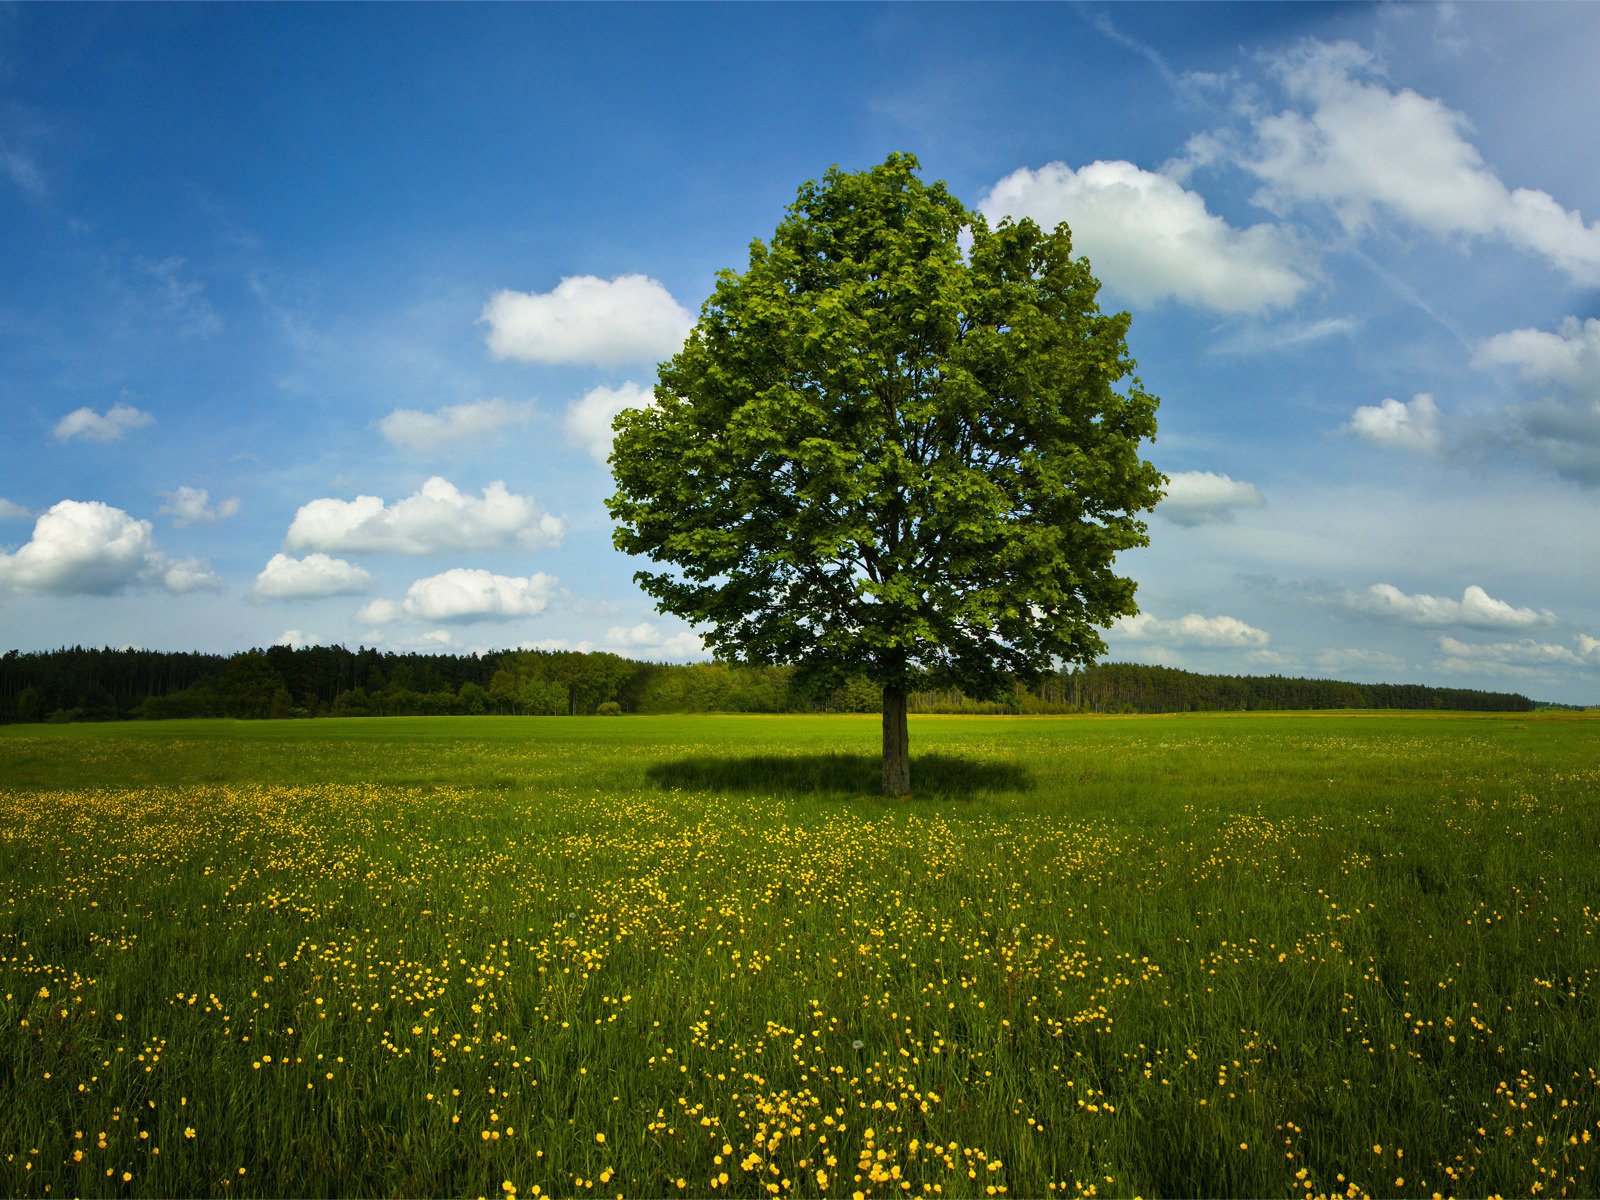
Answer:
396, 568, 559, 623
377, 398, 537, 453
1116, 612, 1271, 648
356, 598, 401, 625
604, 620, 706, 659
0, 499, 218, 596
161, 559, 224, 593
0, 499, 30, 520
274, 630, 320, 649
1344, 393, 1440, 453
1159, 471, 1264, 526
1476, 317, 1600, 393
1243, 41, 1600, 284
158, 486, 240, 526
980, 160, 1307, 313
1341, 583, 1552, 629
1473, 318, 1600, 484
564, 382, 655, 465
481, 274, 692, 367
284, 477, 564, 556
53, 402, 154, 443
1211, 315, 1359, 356
251, 553, 373, 600
1436, 634, 1600, 677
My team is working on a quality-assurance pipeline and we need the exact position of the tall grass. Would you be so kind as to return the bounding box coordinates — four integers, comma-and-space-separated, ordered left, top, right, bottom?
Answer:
1, 712, 1597, 1197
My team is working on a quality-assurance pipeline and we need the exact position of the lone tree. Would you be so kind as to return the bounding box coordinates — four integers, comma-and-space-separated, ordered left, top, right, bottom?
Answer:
608, 153, 1163, 794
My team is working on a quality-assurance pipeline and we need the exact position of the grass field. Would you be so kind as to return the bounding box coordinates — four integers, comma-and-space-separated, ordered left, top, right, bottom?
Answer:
2, 711, 1599, 1198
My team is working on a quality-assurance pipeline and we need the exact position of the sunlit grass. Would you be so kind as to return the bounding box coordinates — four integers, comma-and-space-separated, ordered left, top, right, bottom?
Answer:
2, 712, 1598, 1197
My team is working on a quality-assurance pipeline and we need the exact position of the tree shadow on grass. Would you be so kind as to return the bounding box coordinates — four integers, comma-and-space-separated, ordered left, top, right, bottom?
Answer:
645, 752, 1033, 799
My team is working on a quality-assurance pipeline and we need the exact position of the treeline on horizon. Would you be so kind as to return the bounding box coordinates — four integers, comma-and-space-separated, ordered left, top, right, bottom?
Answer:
0, 644, 1539, 724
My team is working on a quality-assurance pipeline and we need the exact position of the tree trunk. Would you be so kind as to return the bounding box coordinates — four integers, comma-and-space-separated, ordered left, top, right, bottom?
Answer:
881, 684, 910, 795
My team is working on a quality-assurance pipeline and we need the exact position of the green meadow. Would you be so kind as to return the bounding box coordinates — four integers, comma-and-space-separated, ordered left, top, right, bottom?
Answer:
2, 711, 1598, 1198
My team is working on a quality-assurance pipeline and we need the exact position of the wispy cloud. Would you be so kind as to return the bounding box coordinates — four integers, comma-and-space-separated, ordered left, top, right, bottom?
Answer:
377, 398, 538, 454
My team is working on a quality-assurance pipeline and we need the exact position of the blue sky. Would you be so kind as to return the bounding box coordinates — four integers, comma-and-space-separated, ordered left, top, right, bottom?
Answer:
3, 2, 1599, 703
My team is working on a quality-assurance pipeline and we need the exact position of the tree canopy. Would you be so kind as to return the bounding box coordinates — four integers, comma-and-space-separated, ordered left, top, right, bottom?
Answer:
608, 153, 1164, 792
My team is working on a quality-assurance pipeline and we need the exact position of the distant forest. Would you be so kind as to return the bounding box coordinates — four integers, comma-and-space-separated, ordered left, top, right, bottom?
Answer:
0, 644, 1537, 724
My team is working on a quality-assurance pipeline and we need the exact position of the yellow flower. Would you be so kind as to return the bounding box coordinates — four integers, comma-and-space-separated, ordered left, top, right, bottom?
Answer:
595, 1132, 606, 1144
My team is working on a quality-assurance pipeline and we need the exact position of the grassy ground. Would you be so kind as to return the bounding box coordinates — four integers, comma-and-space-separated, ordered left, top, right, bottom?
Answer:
1, 711, 1598, 1198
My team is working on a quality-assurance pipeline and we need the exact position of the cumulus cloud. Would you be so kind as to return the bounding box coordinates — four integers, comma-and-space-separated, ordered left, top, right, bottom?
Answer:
1436, 634, 1600, 677
1477, 316, 1600, 391
1473, 317, 1600, 484
1159, 471, 1265, 526
251, 553, 373, 600
481, 274, 692, 367
356, 598, 401, 625
377, 398, 537, 453
604, 620, 706, 660
0, 499, 219, 596
53, 402, 154, 443
162, 560, 224, 593
1116, 612, 1271, 648
1344, 393, 1441, 453
1242, 40, 1600, 283
366, 568, 560, 624
274, 630, 321, 649
284, 477, 564, 556
0, 499, 30, 520
1340, 583, 1552, 629
564, 382, 655, 465
158, 486, 240, 526
980, 160, 1307, 313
